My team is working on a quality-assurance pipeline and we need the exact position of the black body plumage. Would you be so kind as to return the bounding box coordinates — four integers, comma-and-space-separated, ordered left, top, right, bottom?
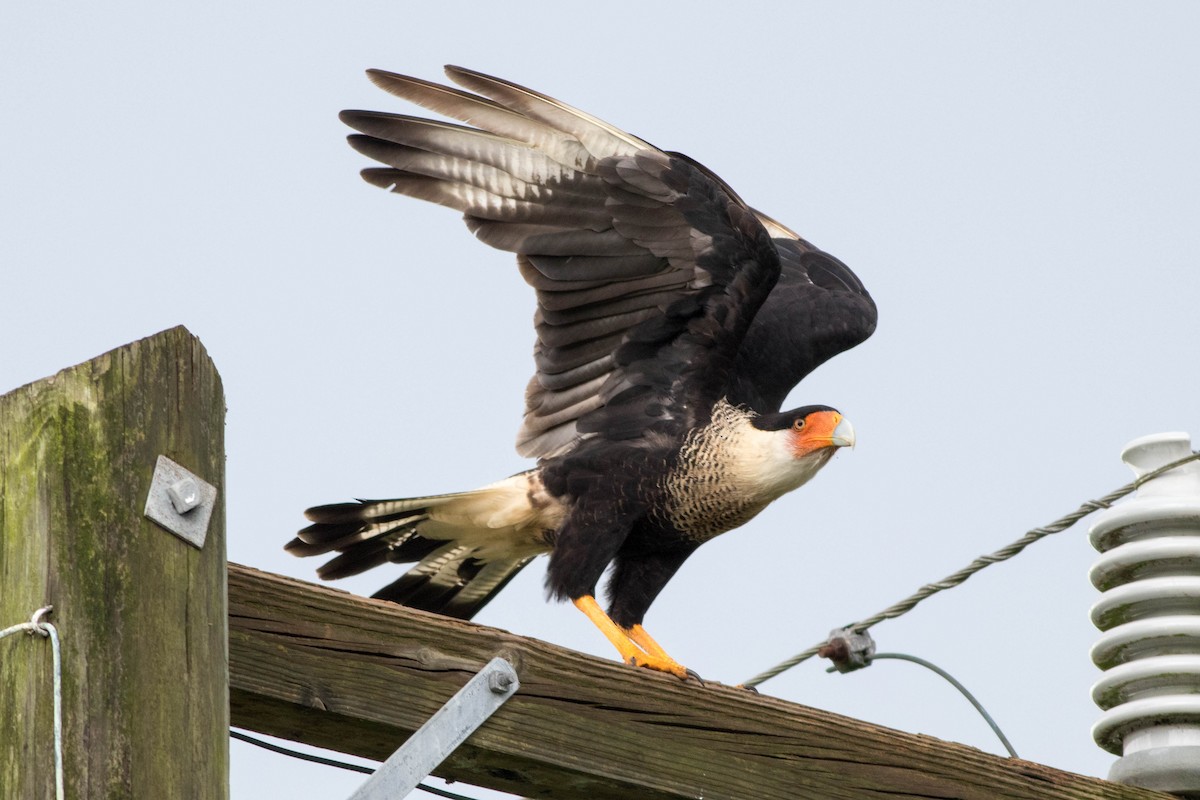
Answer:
291, 67, 876, 653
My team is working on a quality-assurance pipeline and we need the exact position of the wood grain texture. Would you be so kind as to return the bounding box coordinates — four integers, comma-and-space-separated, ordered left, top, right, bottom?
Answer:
229, 563, 1170, 800
1, 326, 227, 800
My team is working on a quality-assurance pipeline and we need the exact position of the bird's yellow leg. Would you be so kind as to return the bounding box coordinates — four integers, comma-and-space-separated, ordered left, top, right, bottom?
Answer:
624, 624, 699, 681
572, 596, 691, 678
623, 623, 674, 662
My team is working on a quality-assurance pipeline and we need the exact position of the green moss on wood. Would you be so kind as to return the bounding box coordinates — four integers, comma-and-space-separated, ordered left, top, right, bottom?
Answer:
1, 326, 228, 800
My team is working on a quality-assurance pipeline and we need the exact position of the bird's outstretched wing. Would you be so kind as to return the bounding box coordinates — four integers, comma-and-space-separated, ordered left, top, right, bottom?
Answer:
341, 67, 874, 456
728, 220, 877, 414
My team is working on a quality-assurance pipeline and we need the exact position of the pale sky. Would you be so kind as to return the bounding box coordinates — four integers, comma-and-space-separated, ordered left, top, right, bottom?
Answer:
4, 2, 1200, 798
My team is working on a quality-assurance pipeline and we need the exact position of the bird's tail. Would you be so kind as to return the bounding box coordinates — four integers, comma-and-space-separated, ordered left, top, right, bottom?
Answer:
286, 471, 560, 620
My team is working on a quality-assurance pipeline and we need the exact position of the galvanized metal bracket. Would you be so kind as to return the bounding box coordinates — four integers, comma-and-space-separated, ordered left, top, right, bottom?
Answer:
347, 657, 519, 800
143, 455, 217, 548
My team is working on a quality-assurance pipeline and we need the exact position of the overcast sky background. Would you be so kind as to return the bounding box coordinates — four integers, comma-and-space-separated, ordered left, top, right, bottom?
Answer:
4, 2, 1200, 797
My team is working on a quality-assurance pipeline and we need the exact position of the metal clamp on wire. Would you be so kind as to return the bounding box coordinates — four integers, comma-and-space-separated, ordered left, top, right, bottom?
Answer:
819, 627, 876, 673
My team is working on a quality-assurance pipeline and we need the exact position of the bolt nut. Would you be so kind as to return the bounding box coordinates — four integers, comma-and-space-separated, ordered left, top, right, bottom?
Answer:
487, 670, 515, 694
167, 477, 201, 514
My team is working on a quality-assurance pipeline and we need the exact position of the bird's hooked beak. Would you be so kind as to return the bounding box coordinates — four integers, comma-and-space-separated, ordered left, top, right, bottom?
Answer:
831, 416, 856, 449
791, 410, 855, 457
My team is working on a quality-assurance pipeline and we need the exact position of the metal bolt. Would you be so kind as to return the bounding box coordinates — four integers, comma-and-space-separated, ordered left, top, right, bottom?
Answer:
487, 670, 514, 694
167, 477, 201, 514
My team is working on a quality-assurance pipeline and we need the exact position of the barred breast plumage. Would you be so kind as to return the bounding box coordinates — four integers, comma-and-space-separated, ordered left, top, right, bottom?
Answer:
659, 400, 839, 541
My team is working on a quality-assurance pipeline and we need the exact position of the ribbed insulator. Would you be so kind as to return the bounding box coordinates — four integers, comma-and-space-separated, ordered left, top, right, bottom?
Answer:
1089, 432, 1200, 796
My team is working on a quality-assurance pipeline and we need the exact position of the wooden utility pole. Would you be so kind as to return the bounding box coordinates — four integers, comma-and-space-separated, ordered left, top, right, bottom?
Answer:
0, 327, 227, 799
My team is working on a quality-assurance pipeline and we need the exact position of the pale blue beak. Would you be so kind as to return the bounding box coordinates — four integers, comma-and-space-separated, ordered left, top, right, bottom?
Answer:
831, 417, 856, 449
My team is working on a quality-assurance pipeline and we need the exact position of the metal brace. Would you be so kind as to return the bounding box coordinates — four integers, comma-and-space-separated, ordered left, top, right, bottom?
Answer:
347, 657, 520, 800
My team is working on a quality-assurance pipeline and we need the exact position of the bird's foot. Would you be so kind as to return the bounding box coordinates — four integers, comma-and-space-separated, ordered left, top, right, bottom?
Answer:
624, 651, 703, 683
623, 623, 703, 682
572, 595, 703, 682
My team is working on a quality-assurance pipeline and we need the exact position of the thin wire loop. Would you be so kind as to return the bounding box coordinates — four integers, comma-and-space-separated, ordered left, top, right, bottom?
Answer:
741, 449, 1200, 688
1, 606, 64, 800
867, 652, 1019, 758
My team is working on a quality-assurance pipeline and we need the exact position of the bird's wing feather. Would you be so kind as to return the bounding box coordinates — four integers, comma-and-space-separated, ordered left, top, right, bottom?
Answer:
369, 547, 535, 620
342, 67, 874, 456
571, 152, 783, 441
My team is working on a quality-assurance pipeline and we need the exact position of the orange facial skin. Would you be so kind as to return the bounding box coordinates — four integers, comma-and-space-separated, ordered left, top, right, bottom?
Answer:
789, 410, 855, 458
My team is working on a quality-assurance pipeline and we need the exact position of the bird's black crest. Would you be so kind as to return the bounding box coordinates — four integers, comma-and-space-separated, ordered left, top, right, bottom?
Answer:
751, 405, 838, 431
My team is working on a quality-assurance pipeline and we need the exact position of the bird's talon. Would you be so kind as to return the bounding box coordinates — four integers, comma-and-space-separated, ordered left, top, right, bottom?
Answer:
625, 653, 695, 680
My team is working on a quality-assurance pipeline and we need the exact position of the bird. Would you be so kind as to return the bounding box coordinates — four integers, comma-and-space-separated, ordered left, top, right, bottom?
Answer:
287, 66, 877, 679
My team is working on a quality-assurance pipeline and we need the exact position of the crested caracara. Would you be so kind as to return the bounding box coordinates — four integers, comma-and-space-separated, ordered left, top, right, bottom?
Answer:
287, 67, 876, 679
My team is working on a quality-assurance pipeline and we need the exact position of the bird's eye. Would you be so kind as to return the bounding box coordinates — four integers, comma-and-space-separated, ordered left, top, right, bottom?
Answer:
792, 418, 806, 431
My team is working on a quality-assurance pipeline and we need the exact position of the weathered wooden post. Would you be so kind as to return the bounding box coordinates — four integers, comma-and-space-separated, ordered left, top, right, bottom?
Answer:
1, 326, 228, 799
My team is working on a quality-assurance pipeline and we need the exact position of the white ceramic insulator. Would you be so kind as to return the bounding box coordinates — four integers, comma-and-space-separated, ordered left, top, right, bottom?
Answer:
1089, 432, 1200, 795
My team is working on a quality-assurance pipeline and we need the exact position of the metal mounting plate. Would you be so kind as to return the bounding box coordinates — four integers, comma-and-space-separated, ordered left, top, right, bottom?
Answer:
144, 455, 217, 548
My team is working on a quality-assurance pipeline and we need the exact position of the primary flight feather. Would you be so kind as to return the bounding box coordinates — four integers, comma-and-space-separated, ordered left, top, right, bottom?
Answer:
288, 66, 877, 678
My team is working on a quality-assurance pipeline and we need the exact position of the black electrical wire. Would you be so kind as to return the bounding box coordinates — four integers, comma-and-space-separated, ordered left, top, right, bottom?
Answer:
230, 729, 482, 800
